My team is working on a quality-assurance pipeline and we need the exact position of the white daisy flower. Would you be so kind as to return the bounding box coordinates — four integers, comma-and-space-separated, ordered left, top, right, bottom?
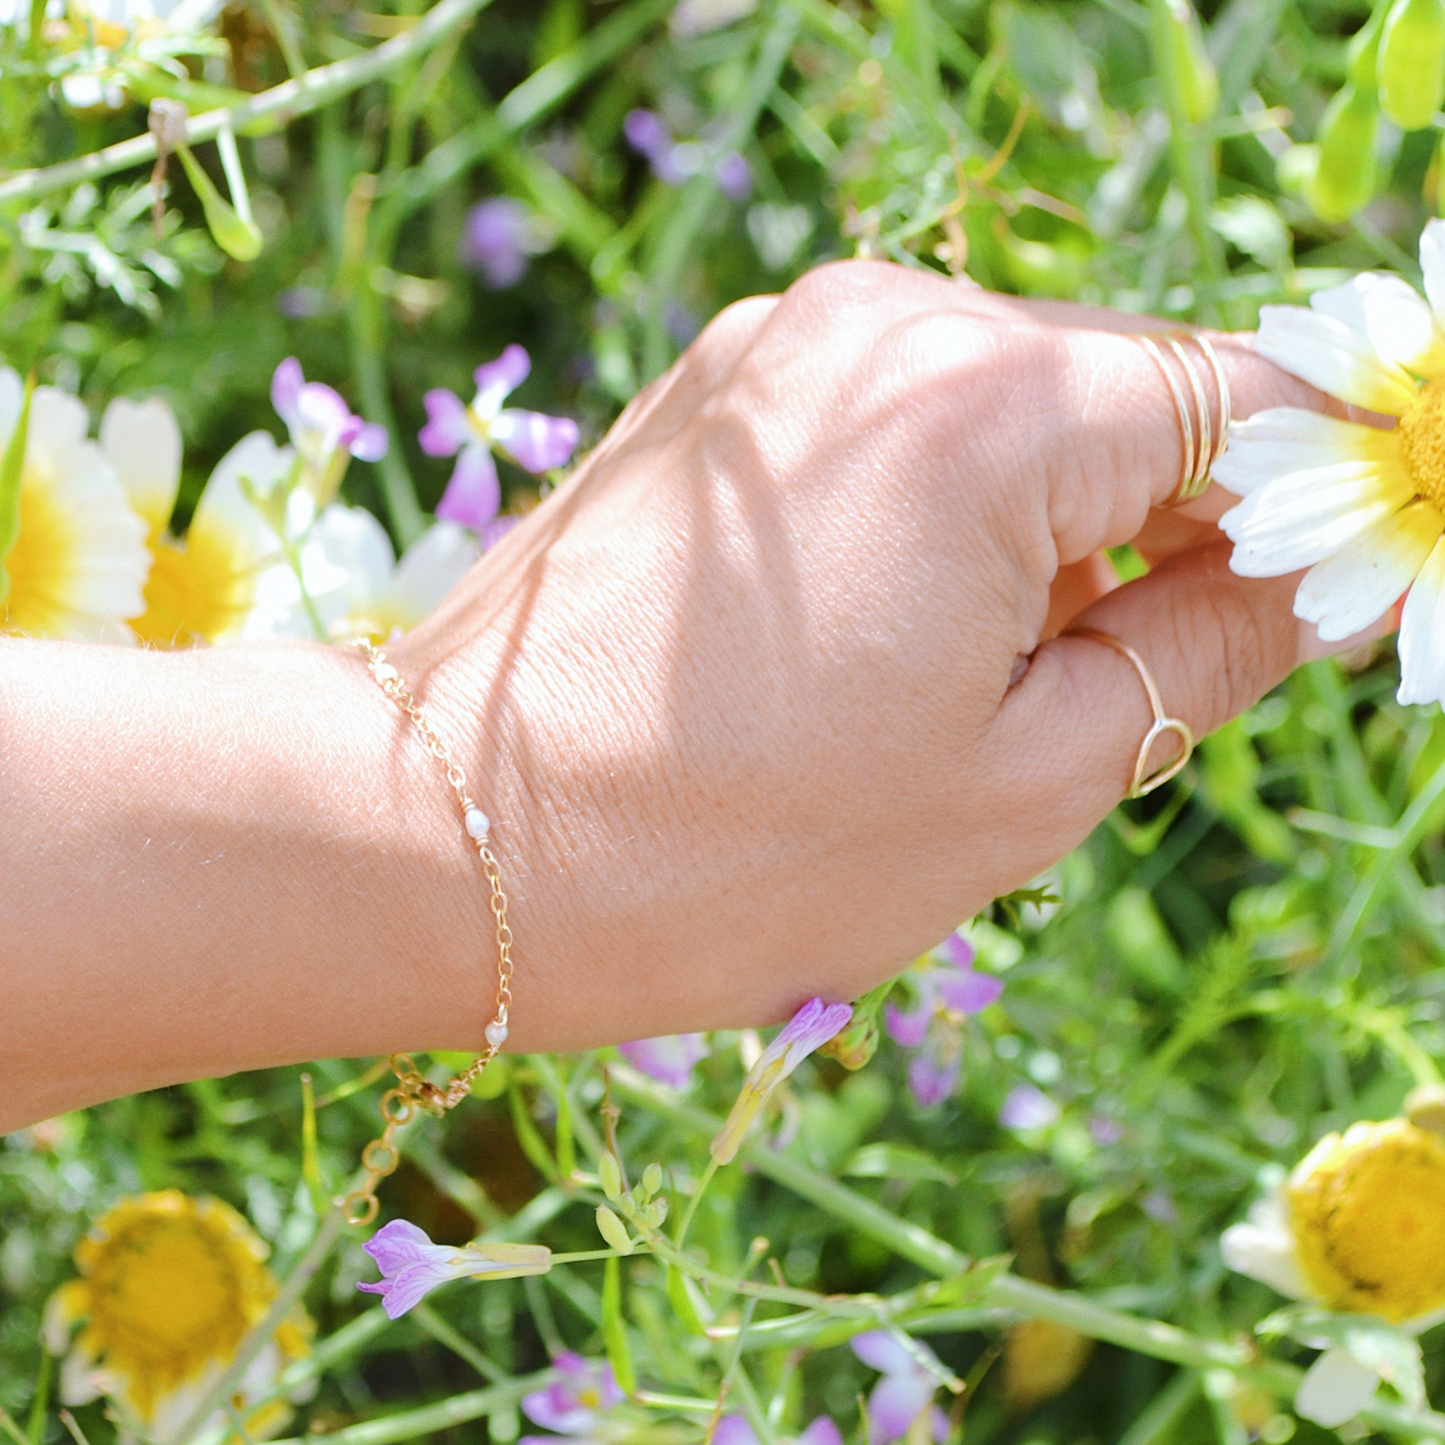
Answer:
0, 369, 150, 642
1214, 218, 1445, 706
285, 504, 480, 643
1222, 1118, 1445, 1427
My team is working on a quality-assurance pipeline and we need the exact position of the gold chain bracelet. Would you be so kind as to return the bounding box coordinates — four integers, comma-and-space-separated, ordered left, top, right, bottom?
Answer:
343, 638, 515, 1226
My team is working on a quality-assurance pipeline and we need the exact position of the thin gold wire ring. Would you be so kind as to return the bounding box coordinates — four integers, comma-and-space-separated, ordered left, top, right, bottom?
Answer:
1135, 331, 1232, 508
1065, 626, 1195, 798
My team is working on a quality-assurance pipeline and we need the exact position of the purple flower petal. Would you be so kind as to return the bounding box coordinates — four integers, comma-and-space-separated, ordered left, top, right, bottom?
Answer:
715, 150, 752, 200
851, 1329, 915, 1376
936, 968, 1002, 1016
356, 1220, 463, 1320
929, 1405, 949, 1443
624, 108, 671, 160
461, 197, 531, 289
713, 1417, 758, 1445
352, 420, 389, 462
867, 1372, 936, 1445
999, 1084, 1059, 1132
776, 997, 853, 1061
907, 1052, 960, 1108
436, 444, 501, 531
478, 514, 519, 552
884, 1001, 932, 1049
937, 933, 975, 968
419, 388, 472, 457
491, 408, 579, 473
798, 1420, 844, 1445
270, 356, 304, 426
521, 1383, 596, 1435
618, 1034, 709, 1089
473, 345, 531, 411
362, 1219, 444, 1272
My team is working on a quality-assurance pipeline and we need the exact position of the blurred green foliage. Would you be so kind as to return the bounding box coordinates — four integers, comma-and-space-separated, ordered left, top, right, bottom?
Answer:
7, 0, 1445, 1442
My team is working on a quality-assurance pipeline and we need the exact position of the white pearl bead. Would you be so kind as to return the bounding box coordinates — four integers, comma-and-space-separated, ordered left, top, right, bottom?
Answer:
373, 663, 398, 685
465, 808, 490, 840
485, 1019, 509, 1048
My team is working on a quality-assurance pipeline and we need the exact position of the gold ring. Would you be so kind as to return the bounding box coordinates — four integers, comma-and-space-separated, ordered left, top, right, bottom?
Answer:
1065, 626, 1195, 798
1135, 331, 1231, 508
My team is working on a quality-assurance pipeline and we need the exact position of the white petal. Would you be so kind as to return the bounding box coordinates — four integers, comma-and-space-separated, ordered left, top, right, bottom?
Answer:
1296, 499, 1442, 641
1310, 273, 1445, 375
1219, 1219, 1311, 1300
1256, 305, 1419, 415
1222, 465, 1412, 575
309, 503, 396, 614
27, 386, 91, 459
101, 395, 181, 534
1294, 1348, 1379, 1429
0, 367, 22, 440
1421, 218, 1445, 329
1398, 534, 1445, 705
1213, 408, 1391, 498
384, 521, 479, 630
192, 431, 290, 559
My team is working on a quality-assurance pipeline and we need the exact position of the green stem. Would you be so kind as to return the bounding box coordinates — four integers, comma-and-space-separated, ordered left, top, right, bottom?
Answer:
641, 1, 801, 380
412, 1304, 507, 1382
1329, 752, 1445, 964
0, 0, 497, 208
674, 1156, 719, 1250
265, 1370, 553, 1445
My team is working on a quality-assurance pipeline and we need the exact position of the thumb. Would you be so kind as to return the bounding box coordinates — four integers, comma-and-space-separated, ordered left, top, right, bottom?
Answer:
986, 543, 1390, 846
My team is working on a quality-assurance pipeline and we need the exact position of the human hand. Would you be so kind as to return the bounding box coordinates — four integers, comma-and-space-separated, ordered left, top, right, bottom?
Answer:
393, 260, 1379, 1051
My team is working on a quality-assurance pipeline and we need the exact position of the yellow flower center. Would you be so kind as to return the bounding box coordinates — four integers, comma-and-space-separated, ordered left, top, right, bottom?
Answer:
65, 1192, 282, 1420
1287, 1118, 1445, 1322
131, 527, 262, 647
1397, 377, 1445, 511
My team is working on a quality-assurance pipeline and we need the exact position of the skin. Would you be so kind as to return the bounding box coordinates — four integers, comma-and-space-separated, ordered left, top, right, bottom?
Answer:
0, 261, 1386, 1132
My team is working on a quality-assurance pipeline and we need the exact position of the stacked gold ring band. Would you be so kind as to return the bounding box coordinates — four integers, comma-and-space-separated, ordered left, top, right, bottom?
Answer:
1065, 626, 1195, 798
1136, 330, 1232, 508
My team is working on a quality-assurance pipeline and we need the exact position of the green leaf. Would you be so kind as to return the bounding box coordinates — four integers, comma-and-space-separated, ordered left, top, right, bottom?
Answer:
666, 1264, 710, 1336
0, 373, 35, 607
842, 1143, 959, 1185
1257, 1306, 1425, 1409
601, 1255, 635, 1394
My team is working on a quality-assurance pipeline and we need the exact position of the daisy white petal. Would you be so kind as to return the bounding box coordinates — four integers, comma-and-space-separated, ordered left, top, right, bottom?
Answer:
100, 396, 181, 536
1256, 304, 1418, 415
1421, 218, 1445, 329
1213, 408, 1396, 498
1294, 1347, 1379, 1429
1398, 535, 1445, 705
1223, 466, 1414, 576
1309, 273, 1445, 376
1296, 499, 1442, 641
1219, 1186, 1311, 1300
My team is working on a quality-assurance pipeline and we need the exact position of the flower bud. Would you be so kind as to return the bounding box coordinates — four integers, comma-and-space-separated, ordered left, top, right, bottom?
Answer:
818, 1015, 880, 1071
599, 1151, 623, 1202
595, 1205, 634, 1255
1379, 0, 1445, 130
643, 1197, 668, 1229
1307, 83, 1379, 222
641, 1163, 663, 1197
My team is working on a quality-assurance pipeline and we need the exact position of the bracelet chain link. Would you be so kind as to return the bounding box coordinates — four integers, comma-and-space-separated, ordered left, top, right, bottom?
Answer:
342, 637, 514, 1226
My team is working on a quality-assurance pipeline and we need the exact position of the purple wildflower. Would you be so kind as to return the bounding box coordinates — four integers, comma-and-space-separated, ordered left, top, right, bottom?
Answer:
618, 1034, 709, 1089
710, 997, 852, 1164
886, 932, 1002, 1108
357, 1220, 550, 1320
271, 357, 387, 504
715, 1415, 843, 1445
461, 197, 549, 289
419, 345, 579, 531
714, 149, 752, 200
521, 1353, 624, 1440
851, 1331, 950, 1445
999, 1084, 1060, 1132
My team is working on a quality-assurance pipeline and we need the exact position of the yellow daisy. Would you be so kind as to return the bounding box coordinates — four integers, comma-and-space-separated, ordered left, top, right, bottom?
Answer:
44, 1190, 311, 1445
1216, 218, 1445, 705
99, 400, 295, 647
0, 369, 149, 641
1222, 1117, 1445, 1426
